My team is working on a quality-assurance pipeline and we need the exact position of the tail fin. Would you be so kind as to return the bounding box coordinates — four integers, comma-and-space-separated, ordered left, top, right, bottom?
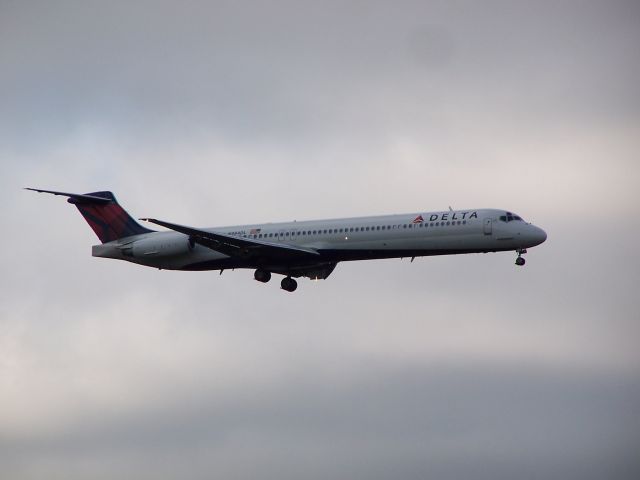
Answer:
26, 188, 154, 243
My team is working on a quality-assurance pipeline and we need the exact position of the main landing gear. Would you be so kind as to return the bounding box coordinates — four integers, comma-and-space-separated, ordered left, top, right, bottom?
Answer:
254, 268, 271, 283
281, 276, 298, 292
515, 249, 527, 266
254, 269, 298, 292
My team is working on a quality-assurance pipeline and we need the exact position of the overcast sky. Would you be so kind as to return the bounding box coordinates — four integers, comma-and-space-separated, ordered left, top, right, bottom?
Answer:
1, 1, 639, 479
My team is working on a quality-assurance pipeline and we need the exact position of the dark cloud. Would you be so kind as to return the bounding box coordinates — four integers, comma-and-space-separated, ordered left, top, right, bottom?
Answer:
2, 363, 639, 480
1, 1, 639, 479
2, 1, 638, 147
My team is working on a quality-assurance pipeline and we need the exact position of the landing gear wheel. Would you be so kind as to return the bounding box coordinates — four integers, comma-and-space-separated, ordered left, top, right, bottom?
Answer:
515, 256, 525, 266
254, 269, 271, 283
281, 277, 298, 292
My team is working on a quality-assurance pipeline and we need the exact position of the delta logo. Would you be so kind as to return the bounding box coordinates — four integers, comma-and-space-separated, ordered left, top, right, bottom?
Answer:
412, 211, 479, 223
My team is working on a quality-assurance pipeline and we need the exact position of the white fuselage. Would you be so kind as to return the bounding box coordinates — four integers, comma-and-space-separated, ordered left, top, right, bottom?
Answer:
92, 208, 547, 277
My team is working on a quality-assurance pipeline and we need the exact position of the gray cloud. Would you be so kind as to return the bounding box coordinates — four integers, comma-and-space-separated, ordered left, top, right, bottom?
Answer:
1, 1, 639, 479
2, 363, 639, 480
2, 1, 638, 146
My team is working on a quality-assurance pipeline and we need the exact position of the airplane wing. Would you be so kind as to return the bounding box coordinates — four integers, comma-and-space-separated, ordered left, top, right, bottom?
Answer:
140, 218, 320, 261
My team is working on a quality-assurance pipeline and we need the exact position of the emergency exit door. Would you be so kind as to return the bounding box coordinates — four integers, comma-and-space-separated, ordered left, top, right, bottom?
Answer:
483, 218, 492, 235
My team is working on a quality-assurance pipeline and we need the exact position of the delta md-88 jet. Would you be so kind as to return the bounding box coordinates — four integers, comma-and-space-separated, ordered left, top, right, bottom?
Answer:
27, 188, 547, 292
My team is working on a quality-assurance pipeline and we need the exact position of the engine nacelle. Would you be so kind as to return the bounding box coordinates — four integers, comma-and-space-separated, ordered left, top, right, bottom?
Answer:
131, 237, 192, 258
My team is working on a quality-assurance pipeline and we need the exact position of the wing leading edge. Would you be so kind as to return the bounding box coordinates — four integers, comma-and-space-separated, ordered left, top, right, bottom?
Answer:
140, 218, 320, 261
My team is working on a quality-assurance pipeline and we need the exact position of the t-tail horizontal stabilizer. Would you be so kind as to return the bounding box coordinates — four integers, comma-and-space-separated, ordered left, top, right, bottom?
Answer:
26, 187, 153, 243
24, 187, 113, 205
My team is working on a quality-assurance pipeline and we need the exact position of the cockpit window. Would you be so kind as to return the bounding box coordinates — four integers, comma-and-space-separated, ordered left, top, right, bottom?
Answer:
500, 212, 524, 222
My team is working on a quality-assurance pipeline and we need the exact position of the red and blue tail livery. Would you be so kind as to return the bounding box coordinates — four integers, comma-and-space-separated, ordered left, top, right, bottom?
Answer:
26, 188, 546, 292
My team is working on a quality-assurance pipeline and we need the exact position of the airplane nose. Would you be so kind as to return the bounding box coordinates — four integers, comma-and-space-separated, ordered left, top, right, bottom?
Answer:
530, 226, 547, 246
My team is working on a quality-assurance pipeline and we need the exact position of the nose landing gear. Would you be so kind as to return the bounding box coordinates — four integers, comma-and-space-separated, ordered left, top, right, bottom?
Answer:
515, 249, 527, 266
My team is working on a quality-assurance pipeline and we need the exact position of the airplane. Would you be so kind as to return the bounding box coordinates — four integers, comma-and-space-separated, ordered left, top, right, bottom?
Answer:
26, 188, 547, 292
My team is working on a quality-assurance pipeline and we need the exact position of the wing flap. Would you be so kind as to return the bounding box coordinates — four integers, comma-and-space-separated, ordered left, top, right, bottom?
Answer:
140, 218, 320, 261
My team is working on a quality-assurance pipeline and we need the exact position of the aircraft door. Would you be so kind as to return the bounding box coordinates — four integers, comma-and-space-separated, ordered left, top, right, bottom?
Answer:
483, 217, 493, 235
